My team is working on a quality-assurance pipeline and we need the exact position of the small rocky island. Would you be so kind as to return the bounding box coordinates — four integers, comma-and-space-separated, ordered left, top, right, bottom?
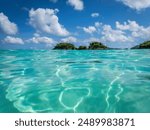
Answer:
53, 42, 108, 50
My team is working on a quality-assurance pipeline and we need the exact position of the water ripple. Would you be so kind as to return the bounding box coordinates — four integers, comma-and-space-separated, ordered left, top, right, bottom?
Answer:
0, 50, 150, 113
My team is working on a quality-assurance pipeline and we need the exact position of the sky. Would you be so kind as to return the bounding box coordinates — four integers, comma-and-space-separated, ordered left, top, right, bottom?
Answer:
0, 0, 150, 49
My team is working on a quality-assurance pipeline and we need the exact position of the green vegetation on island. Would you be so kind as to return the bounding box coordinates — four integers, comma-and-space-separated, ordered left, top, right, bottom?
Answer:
53, 42, 108, 50
78, 46, 87, 50
88, 42, 108, 50
53, 43, 76, 50
132, 41, 150, 49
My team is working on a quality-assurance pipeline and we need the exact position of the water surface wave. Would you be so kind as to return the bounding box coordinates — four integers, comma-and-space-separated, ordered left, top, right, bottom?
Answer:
0, 50, 150, 113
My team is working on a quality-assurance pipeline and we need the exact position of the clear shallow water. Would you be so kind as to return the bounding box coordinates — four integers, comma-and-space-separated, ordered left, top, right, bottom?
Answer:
0, 50, 150, 113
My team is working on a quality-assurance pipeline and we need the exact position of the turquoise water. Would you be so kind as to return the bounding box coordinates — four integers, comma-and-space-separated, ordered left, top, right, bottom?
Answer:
0, 50, 150, 113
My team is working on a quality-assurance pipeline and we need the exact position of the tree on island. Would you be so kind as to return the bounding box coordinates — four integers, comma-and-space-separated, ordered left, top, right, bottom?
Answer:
53, 42, 108, 50
78, 46, 87, 50
53, 43, 76, 50
132, 41, 150, 49
88, 42, 108, 50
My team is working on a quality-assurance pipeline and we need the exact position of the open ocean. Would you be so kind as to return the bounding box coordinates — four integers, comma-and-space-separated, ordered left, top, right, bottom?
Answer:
0, 49, 150, 113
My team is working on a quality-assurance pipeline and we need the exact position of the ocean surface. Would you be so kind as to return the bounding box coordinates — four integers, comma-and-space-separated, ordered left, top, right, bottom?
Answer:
0, 50, 150, 113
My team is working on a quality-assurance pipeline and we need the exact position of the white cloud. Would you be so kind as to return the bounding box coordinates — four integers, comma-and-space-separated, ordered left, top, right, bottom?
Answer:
91, 13, 99, 18
67, 0, 84, 10
116, 20, 141, 31
77, 20, 150, 47
61, 36, 77, 43
95, 22, 102, 27
117, 0, 150, 10
132, 27, 150, 39
83, 37, 100, 43
101, 25, 133, 43
78, 22, 101, 34
3, 36, 24, 44
116, 20, 150, 39
0, 13, 18, 35
83, 26, 96, 34
29, 8, 70, 36
101, 20, 150, 45
27, 36, 55, 44
33, 33, 40, 37
77, 37, 101, 46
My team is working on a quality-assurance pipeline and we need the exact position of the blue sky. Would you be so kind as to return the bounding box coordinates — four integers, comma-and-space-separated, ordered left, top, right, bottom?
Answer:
0, 0, 150, 49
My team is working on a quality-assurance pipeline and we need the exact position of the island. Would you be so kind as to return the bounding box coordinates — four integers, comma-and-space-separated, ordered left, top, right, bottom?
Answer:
53, 43, 76, 50
132, 41, 150, 49
53, 42, 108, 50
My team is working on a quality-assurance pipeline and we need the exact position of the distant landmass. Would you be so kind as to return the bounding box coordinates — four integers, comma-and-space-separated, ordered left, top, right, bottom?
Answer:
53, 42, 108, 50
53, 41, 150, 50
132, 41, 150, 49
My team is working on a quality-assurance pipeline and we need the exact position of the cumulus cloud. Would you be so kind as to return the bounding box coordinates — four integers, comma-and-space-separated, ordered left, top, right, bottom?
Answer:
100, 20, 150, 45
61, 36, 77, 43
0, 13, 18, 35
3, 36, 24, 44
116, 20, 150, 39
116, 20, 140, 31
95, 22, 102, 27
27, 36, 55, 44
101, 25, 133, 43
77, 20, 150, 47
117, 0, 150, 10
83, 26, 97, 34
78, 22, 101, 34
91, 13, 99, 18
67, 0, 84, 10
29, 8, 70, 36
